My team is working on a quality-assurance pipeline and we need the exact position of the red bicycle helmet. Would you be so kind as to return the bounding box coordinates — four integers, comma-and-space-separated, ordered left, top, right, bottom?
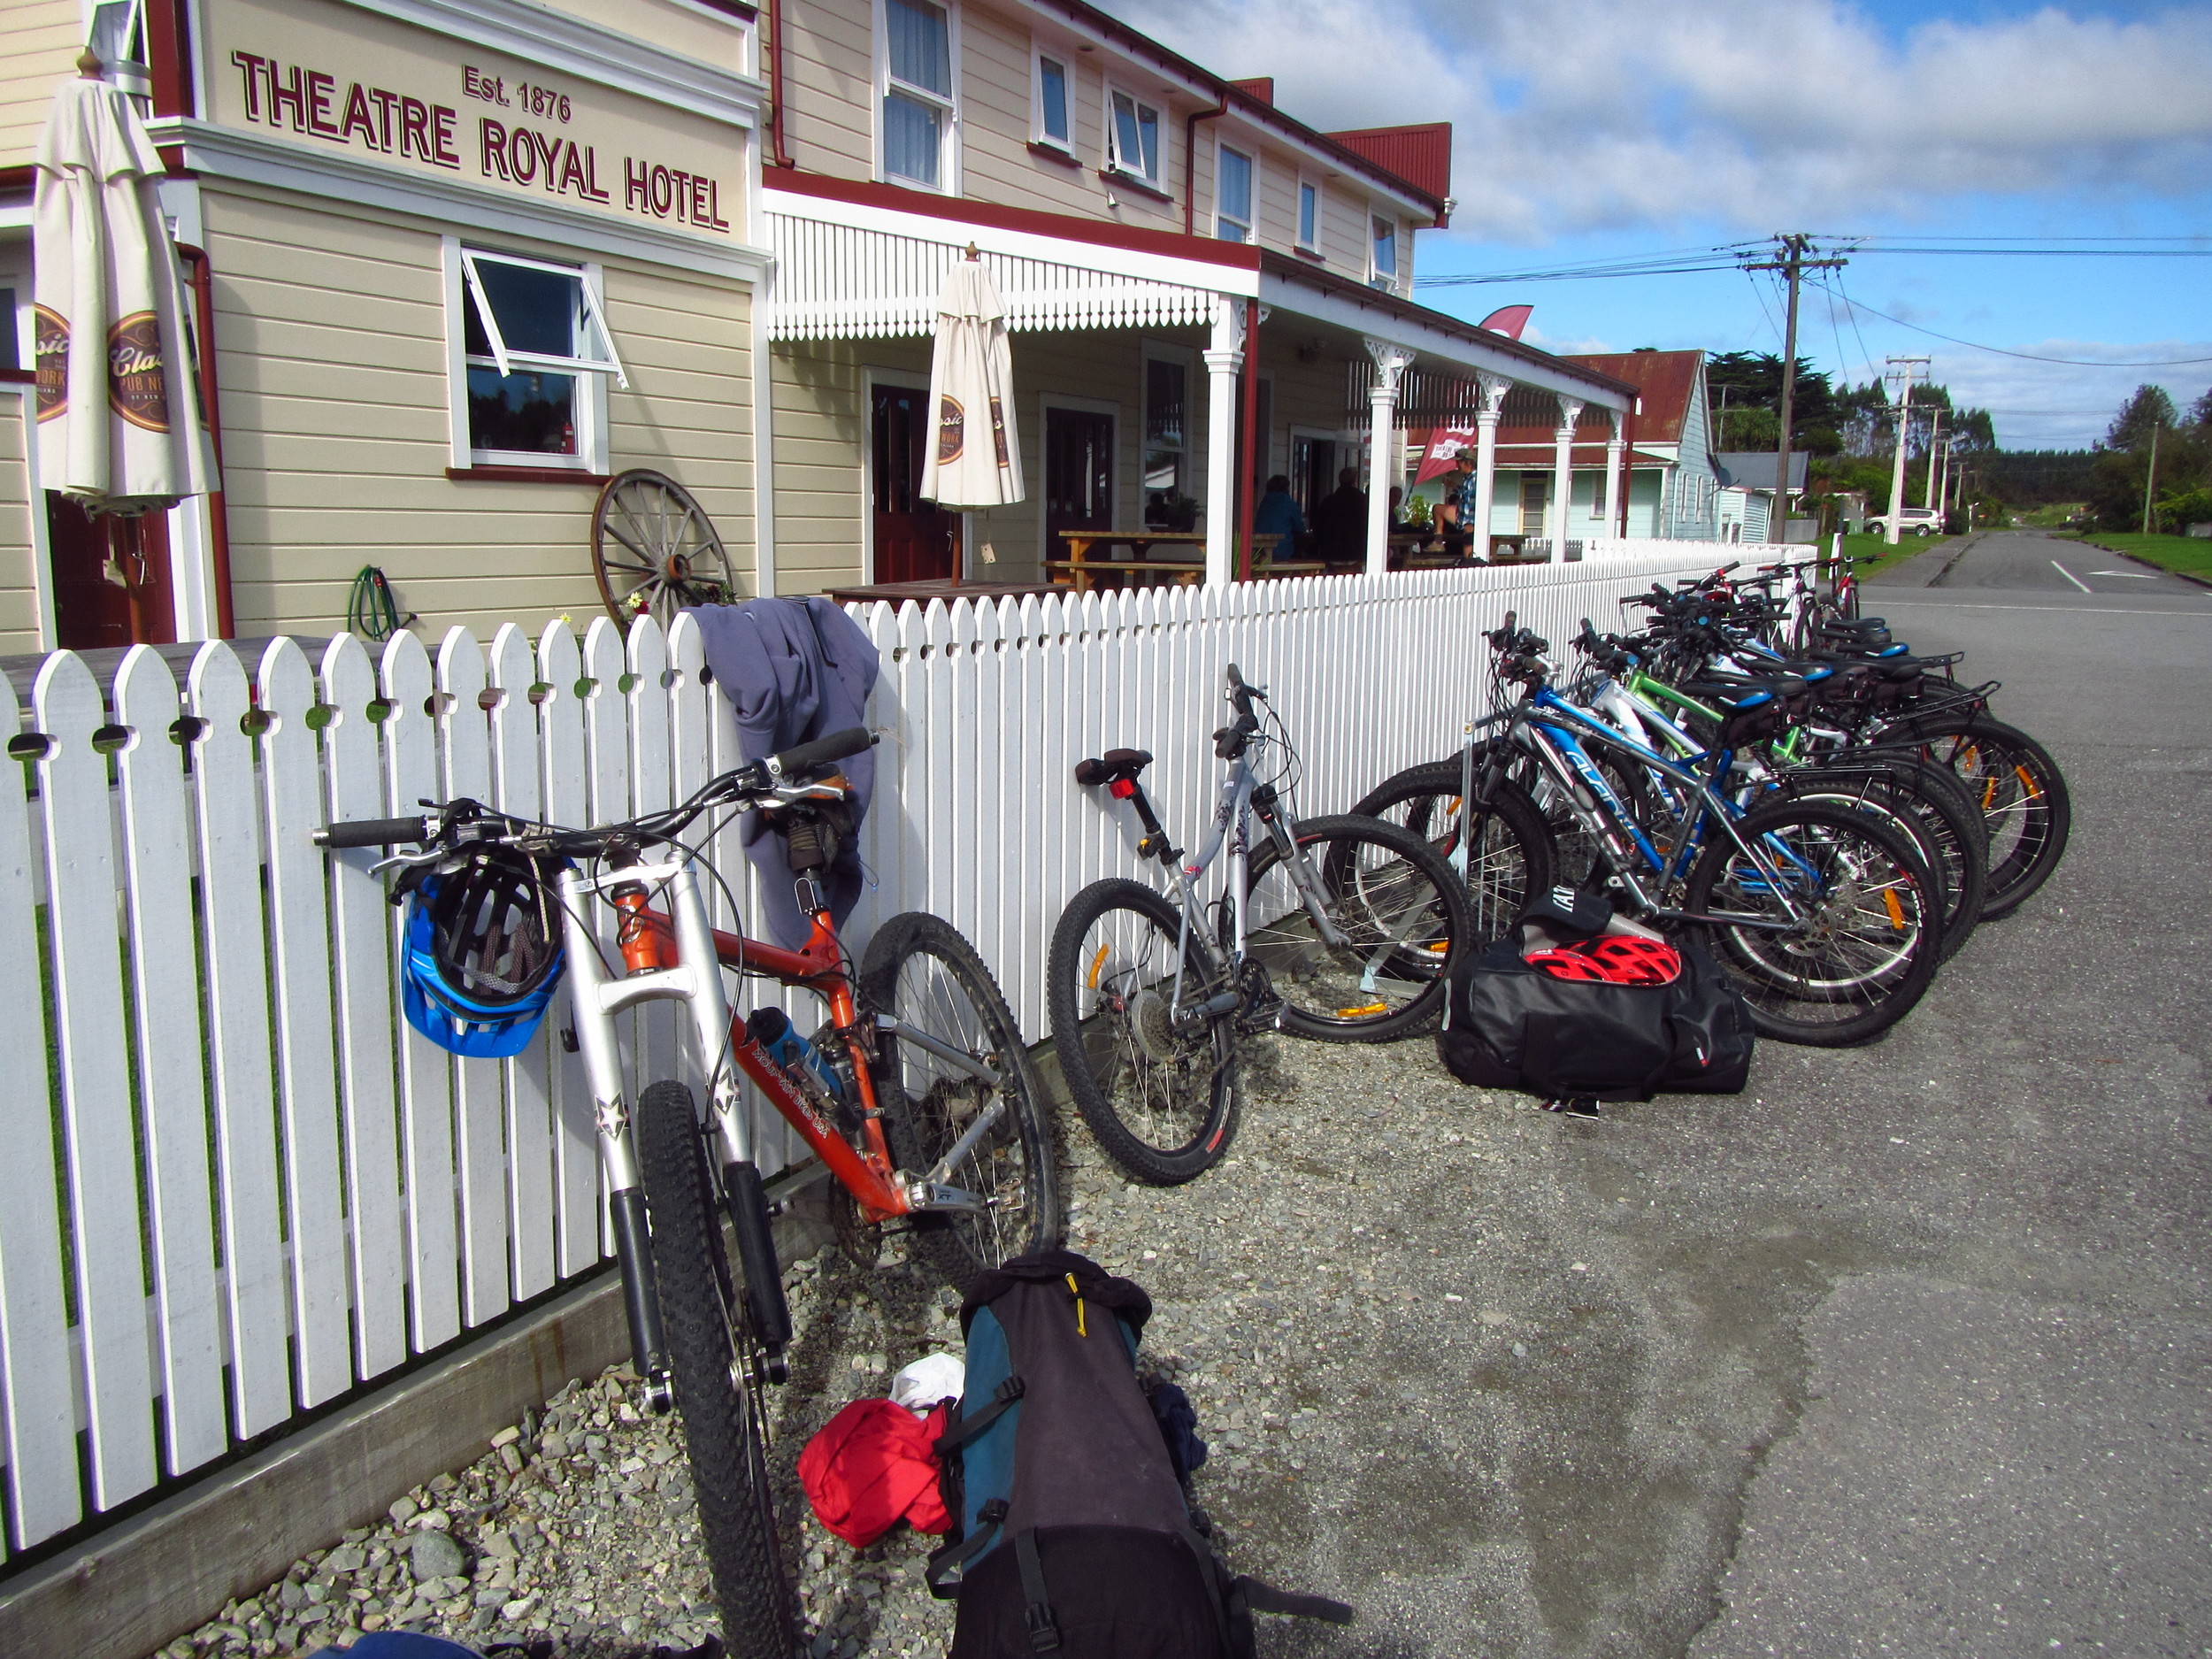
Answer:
1526, 935, 1682, 987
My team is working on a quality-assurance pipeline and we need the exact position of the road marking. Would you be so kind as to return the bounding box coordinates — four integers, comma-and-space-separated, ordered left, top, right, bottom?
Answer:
1874, 599, 2212, 618
2086, 571, 2157, 578
2049, 560, 2094, 593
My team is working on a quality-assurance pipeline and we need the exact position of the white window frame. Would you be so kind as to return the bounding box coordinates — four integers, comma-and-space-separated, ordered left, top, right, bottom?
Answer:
1103, 85, 1164, 187
875, 0, 962, 195
442, 238, 619, 473
1031, 43, 1073, 152
1213, 139, 1254, 243
1370, 211, 1400, 291
1295, 175, 1321, 253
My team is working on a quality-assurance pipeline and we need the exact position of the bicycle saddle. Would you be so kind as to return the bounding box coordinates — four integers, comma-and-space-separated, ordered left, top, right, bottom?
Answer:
1073, 748, 1154, 787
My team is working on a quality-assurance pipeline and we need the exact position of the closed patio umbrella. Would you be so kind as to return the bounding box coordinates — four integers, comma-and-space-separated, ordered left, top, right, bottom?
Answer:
33, 52, 211, 616
918, 251, 1023, 512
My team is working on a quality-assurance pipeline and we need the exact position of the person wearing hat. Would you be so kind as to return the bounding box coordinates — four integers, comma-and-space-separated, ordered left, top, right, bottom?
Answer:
1432, 445, 1482, 561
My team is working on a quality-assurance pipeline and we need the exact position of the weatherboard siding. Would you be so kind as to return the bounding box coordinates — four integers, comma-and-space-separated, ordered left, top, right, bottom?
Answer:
203, 185, 753, 640
0, 0, 76, 172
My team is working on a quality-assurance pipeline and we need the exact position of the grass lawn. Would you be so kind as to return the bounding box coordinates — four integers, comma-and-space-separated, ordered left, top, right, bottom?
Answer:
2056, 531, 2212, 582
1839, 529, 1955, 580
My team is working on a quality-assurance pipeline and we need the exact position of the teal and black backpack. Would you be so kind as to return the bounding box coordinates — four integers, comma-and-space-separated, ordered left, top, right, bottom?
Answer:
926, 1249, 1351, 1656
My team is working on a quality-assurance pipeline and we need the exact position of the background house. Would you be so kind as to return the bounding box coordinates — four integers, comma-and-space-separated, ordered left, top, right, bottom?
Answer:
1714, 449, 1809, 543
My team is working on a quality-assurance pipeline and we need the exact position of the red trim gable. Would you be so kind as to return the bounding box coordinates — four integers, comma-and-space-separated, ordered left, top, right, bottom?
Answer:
764, 170, 1263, 273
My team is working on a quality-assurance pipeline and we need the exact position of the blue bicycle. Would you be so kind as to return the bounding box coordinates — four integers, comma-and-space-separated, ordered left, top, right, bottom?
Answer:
1361, 617, 1944, 1046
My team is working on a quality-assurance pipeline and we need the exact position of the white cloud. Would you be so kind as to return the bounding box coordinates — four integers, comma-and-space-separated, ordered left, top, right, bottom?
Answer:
1918, 346, 2212, 449
1094, 0, 2212, 240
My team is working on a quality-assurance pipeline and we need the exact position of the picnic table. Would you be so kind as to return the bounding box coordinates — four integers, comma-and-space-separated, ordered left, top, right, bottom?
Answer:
1047, 529, 1311, 592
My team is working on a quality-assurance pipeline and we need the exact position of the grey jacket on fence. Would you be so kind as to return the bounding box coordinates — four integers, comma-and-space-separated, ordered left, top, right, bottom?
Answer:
688, 596, 879, 949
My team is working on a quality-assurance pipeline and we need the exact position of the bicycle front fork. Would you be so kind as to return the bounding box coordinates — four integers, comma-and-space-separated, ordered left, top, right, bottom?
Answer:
558, 858, 791, 1409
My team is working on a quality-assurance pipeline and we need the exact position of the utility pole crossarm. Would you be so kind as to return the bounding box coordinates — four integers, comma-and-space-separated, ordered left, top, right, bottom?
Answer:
1740, 234, 1849, 545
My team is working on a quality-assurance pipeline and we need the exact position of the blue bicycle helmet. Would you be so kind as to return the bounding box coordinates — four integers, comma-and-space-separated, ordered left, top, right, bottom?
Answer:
398, 848, 566, 1059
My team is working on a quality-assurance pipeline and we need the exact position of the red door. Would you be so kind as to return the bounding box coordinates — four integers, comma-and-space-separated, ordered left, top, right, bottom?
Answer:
50, 494, 174, 649
1044, 407, 1114, 547
871, 382, 959, 583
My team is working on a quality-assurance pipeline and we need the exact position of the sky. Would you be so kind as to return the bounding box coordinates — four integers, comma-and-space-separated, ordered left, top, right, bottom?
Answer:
1095, 0, 2212, 450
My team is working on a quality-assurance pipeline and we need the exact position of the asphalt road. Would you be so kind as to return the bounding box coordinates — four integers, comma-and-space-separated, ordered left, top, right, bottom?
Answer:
1246, 530, 2209, 1658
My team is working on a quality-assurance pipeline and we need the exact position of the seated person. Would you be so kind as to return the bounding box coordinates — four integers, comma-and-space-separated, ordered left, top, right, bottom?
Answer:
1431, 446, 1480, 558
1252, 474, 1307, 557
1309, 466, 1368, 566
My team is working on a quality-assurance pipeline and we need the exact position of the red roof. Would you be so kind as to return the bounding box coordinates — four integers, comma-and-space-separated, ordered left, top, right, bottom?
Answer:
1325, 124, 1453, 217
1231, 78, 1274, 105
1490, 349, 1704, 449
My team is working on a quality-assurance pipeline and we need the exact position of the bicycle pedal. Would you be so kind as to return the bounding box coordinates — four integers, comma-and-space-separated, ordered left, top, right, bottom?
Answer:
1237, 990, 1285, 1033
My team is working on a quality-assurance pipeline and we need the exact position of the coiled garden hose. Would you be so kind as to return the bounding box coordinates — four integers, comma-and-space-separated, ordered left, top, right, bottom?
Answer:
348, 565, 417, 642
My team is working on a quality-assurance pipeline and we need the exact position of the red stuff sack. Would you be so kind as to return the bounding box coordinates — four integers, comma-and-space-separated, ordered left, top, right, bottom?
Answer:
797, 1397, 954, 1548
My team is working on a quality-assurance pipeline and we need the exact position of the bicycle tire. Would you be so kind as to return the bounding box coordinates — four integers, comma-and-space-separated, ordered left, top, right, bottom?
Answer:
1348, 760, 1552, 947
1047, 878, 1242, 1184
1682, 798, 1942, 1046
1898, 713, 2070, 919
1770, 760, 1986, 962
635, 1080, 793, 1657
1246, 813, 1472, 1041
858, 911, 1060, 1288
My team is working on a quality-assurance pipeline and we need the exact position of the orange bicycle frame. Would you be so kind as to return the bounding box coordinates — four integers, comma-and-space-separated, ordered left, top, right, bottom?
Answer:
618, 891, 910, 1222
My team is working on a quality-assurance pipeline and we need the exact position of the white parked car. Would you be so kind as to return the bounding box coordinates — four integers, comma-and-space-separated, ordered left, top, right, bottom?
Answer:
1868, 506, 1943, 535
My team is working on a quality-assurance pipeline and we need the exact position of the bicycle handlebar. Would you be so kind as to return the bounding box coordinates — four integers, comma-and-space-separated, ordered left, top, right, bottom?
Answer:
765, 726, 874, 780
313, 814, 431, 849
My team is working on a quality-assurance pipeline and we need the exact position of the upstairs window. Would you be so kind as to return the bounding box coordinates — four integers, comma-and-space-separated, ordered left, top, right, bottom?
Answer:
1107, 89, 1161, 185
1297, 180, 1319, 250
1034, 52, 1071, 149
1371, 214, 1399, 290
453, 246, 626, 470
1215, 144, 1252, 242
883, 0, 955, 190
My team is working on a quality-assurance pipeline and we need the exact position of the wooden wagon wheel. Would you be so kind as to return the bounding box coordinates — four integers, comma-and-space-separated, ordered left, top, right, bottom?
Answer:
590, 469, 734, 632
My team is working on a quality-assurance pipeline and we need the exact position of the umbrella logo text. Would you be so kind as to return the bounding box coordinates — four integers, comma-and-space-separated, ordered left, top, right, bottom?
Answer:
989, 398, 1010, 468
34, 304, 68, 421
107, 312, 170, 433
935, 395, 964, 465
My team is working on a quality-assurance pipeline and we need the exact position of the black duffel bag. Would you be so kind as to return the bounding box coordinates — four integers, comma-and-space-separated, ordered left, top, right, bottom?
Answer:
1437, 899, 1755, 1103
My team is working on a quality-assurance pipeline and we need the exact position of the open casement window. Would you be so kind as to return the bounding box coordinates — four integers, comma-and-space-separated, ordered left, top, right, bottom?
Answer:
455, 246, 624, 470
1033, 50, 1071, 150
1106, 88, 1161, 185
1215, 143, 1252, 242
882, 0, 956, 189
1371, 214, 1399, 290
1296, 178, 1320, 251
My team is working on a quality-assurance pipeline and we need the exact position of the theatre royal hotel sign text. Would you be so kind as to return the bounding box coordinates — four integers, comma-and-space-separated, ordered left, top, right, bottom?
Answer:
201, 0, 746, 243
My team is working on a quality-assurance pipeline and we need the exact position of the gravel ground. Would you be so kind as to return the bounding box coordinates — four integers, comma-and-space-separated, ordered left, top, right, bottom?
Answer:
160, 1033, 1547, 1659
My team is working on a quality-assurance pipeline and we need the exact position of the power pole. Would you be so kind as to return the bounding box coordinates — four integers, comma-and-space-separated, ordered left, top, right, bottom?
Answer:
1883, 357, 1930, 547
1740, 234, 1847, 545
1923, 405, 1945, 509
2142, 420, 2162, 535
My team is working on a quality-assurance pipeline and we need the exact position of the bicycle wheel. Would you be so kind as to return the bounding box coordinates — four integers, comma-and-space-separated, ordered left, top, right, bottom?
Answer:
635, 1081, 793, 1657
1246, 813, 1471, 1041
1682, 799, 1942, 1046
1770, 760, 1987, 962
1349, 760, 1551, 945
858, 912, 1060, 1288
1901, 714, 2070, 919
1048, 878, 1241, 1185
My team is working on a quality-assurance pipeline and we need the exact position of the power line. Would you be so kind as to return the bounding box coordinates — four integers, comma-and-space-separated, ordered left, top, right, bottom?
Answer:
1809, 280, 2212, 366
1414, 234, 2212, 288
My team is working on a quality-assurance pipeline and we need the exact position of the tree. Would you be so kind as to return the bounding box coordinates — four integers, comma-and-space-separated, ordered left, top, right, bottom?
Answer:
2189, 387, 2212, 429
1704, 351, 1839, 446
2102, 384, 2177, 451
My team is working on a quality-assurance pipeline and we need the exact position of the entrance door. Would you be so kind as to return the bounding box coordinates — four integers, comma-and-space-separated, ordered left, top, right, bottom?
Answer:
1290, 434, 1336, 516
871, 382, 959, 583
50, 493, 174, 649
1044, 406, 1114, 549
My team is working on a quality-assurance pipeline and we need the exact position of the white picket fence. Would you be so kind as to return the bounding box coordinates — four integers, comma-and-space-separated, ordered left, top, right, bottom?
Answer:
0, 547, 1724, 1562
